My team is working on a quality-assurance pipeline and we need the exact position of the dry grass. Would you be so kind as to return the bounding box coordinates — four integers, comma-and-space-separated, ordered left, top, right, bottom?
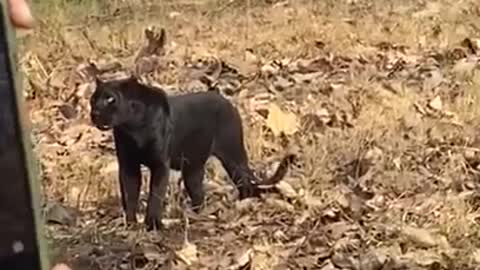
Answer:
20, 0, 480, 269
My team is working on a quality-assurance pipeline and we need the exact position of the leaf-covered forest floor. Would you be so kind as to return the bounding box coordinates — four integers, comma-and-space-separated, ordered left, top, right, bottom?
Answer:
20, 0, 480, 269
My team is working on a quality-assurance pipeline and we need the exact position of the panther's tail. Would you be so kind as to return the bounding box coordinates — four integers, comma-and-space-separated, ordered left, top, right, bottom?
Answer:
253, 153, 297, 190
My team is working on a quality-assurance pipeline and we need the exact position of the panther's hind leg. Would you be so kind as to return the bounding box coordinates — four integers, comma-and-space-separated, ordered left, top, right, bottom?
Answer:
217, 157, 259, 199
182, 164, 206, 212
212, 124, 259, 199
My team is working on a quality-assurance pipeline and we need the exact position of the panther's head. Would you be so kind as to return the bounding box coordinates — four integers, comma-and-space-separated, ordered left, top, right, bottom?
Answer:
89, 77, 133, 131
90, 74, 171, 132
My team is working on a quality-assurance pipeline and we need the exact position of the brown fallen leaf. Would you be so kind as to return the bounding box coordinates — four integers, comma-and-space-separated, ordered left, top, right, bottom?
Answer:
331, 252, 357, 269
265, 103, 299, 136
251, 244, 279, 270
239, 49, 260, 75
358, 249, 388, 270
273, 76, 294, 91
143, 243, 166, 262
302, 192, 325, 210
324, 221, 358, 240
412, 1, 440, 18
422, 70, 444, 91
401, 250, 445, 268
265, 197, 295, 212
428, 95, 443, 111
471, 249, 480, 264
99, 160, 119, 175
333, 237, 360, 252
401, 225, 449, 249
226, 248, 253, 270
452, 57, 477, 77
175, 241, 199, 266
336, 193, 350, 209
403, 226, 436, 248
461, 37, 480, 54
318, 260, 336, 270
365, 146, 383, 162
44, 202, 78, 226
58, 103, 78, 119
235, 198, 258, 212
275, 181, 298, 199
296, 57, 333, 74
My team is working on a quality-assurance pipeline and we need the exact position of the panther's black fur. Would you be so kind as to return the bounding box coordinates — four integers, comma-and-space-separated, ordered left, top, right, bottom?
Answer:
90, 76, 295, 231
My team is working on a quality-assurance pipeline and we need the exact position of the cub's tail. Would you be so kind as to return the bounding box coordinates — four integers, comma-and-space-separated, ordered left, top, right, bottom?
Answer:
253, 153, 297, 191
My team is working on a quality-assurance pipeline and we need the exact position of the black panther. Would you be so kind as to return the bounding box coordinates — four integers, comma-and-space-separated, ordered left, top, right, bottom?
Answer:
90, 75, 295, 231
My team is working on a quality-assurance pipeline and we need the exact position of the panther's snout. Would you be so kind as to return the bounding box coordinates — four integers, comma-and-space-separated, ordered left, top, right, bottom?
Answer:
90, 110, 112, 131
96, 123, 112, 131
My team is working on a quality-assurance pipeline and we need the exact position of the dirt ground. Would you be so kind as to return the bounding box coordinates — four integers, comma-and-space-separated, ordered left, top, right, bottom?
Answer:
18, 0, 480, 269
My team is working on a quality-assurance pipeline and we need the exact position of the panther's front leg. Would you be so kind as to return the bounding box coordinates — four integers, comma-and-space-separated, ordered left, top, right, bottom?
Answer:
145, 159, 170, 231
118, 163, 142, 224
114, 130, 142, 225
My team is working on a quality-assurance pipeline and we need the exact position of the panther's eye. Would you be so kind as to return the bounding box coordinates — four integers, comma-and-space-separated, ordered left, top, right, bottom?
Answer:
106, 96, 115, 105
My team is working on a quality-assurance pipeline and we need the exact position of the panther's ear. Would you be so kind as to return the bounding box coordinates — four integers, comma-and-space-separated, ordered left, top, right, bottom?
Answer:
95, 76, 103, 87
128, 73, 138, 82
150, 89, 170, 117
135, 80, 171, 117
87, 60, 102, 81
159, 93, 170, 117
154, 87, 170, 117
150, 86, 171, 117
